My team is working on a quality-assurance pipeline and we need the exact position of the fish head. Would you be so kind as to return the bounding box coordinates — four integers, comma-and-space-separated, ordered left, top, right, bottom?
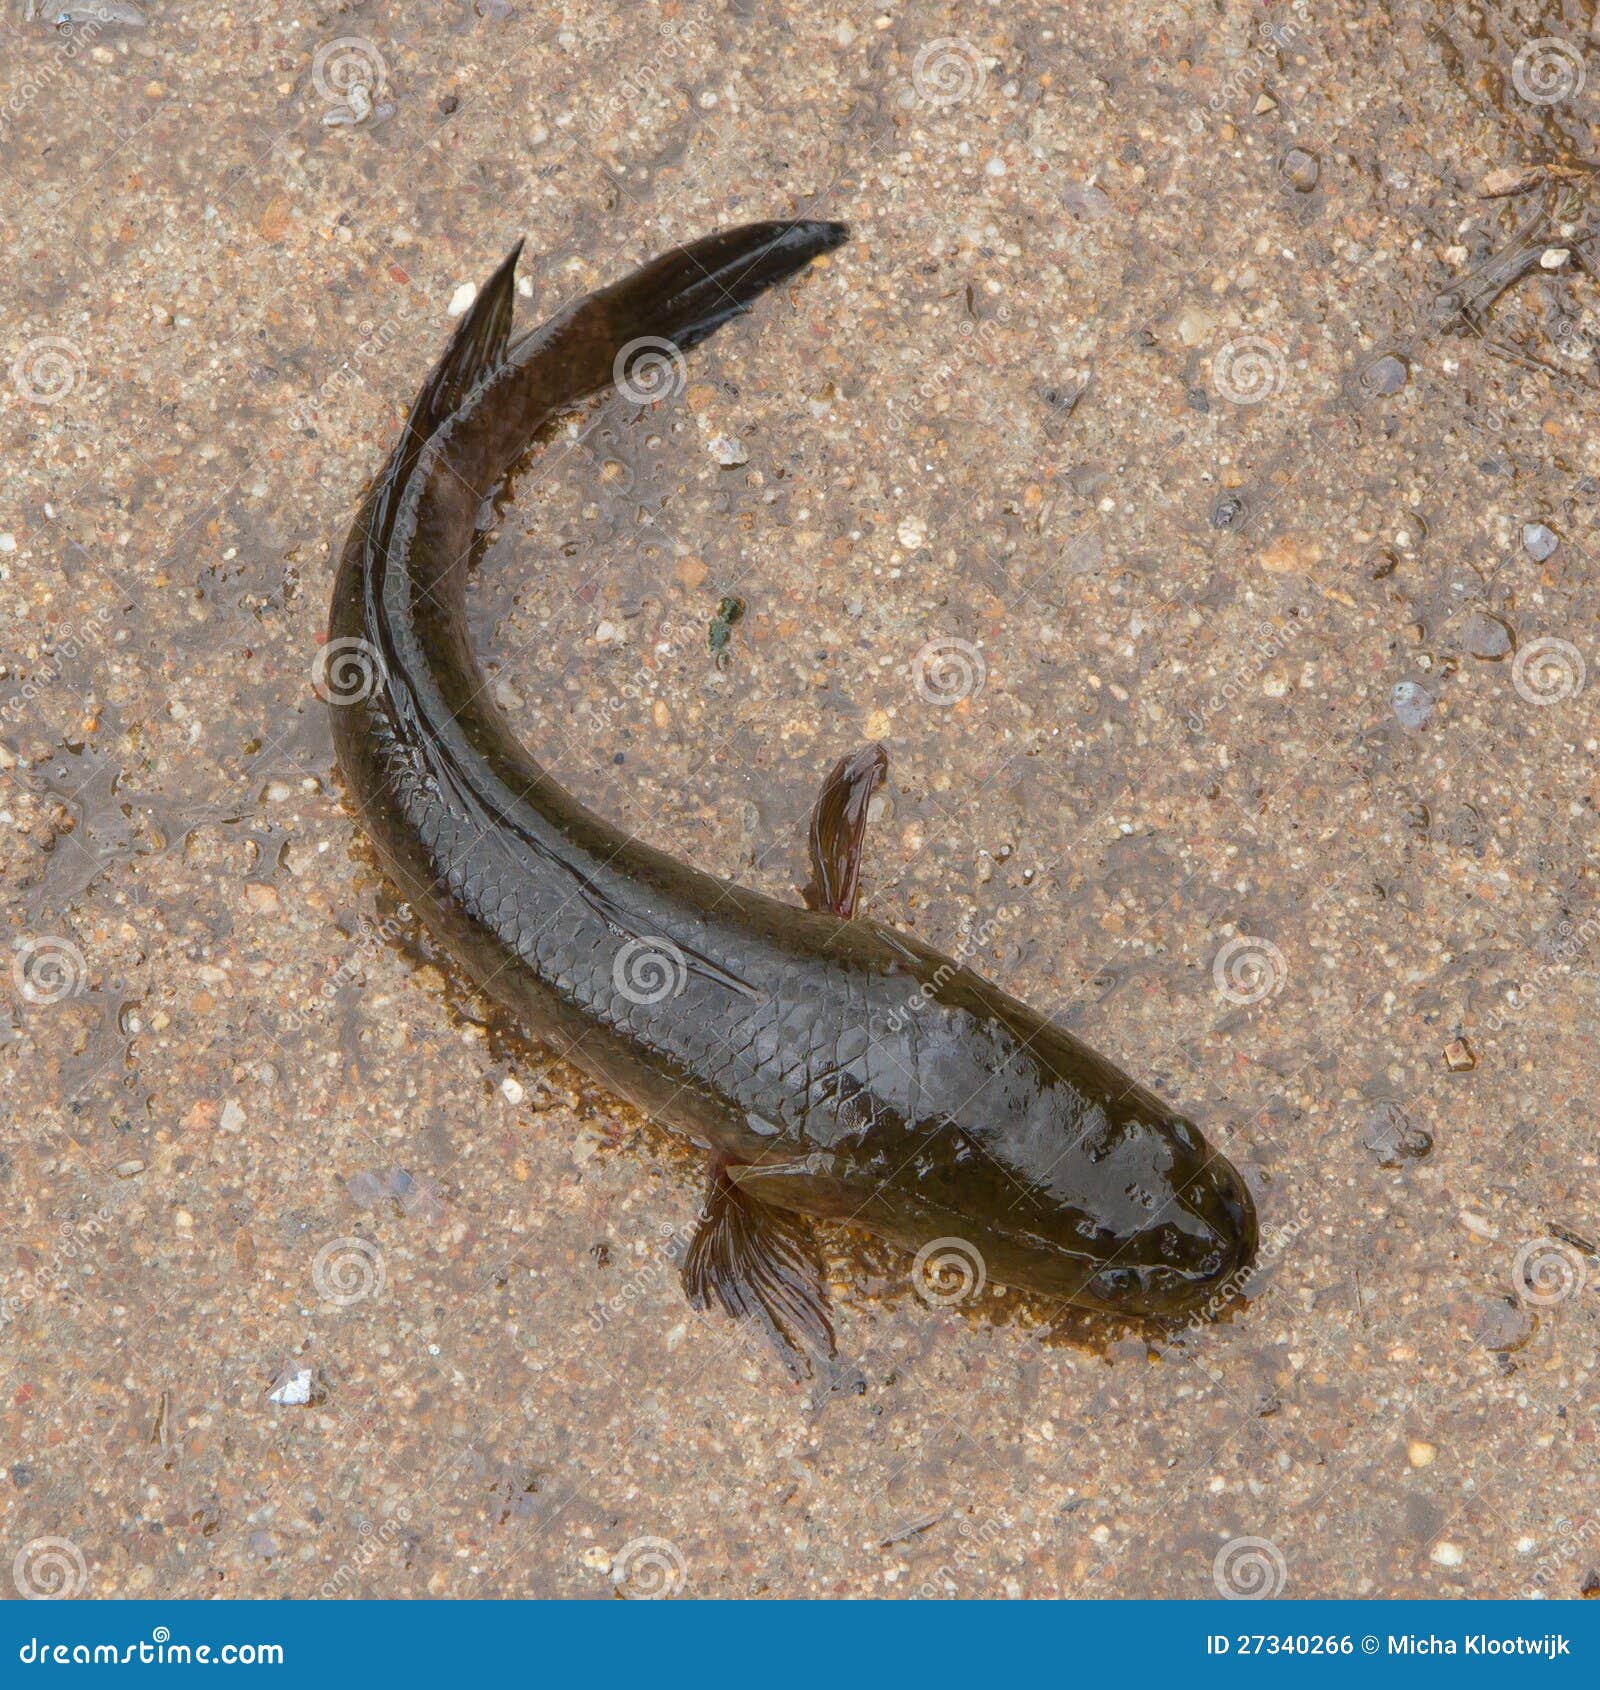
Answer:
1026, 1097, 1261, 1318
870, 993, 1259, 1318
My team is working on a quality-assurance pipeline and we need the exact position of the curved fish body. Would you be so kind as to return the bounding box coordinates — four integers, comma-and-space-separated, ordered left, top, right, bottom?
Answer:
328, 221, 1257, 1371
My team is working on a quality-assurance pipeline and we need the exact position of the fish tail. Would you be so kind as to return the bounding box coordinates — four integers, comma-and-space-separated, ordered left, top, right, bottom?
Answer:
422, 219, 848, 515
585, 218, 849, 359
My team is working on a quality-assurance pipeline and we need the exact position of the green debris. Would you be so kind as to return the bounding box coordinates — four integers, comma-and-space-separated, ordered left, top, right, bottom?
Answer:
708, 595, 746, 664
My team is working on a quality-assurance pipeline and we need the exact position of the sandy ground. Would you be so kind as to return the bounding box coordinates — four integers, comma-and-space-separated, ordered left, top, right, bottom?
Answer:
3, 0, 1600, 1601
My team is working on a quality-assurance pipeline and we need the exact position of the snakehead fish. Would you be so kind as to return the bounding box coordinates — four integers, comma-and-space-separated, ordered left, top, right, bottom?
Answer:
327, 220, 1257, 1374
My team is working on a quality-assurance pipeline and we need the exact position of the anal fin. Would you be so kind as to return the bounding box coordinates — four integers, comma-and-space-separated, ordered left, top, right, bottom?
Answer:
682, 1162, 835, 1380
802, 742, 888, 918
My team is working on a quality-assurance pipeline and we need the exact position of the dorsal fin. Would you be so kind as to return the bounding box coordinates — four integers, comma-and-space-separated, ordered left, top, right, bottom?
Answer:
803, 742, 888, 918
345, 241, 523, 581
405, 238, 522, 439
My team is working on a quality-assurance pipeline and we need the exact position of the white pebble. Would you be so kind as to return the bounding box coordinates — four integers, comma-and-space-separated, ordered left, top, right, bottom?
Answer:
268, 1368, 314, 1407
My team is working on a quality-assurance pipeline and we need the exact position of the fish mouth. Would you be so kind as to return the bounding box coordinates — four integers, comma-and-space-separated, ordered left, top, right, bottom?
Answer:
1075, 1155, 1259, 1318
1195, 1153, 1259, 1285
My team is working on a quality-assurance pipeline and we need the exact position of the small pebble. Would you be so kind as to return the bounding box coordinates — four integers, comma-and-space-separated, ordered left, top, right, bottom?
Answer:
1471, 1296, 1533, 1353
1362, 353, 1409, 397
1523, 522, 1559, 562
447, 283, 478, 317
268, 1368, 314, 1407
1390, 680, 1434, 730
1407, 1440, 1436, 1468
708, 435, 747, 466
1176, 305, 1215, 346
1462, 610, 1513, 661
1362, 1101, 1432, 1167
1258, 532, 1321, 574
1443, 1037, 1477, 1072
1281, 147, 1320, 192
1430, 1542, 1464, 1568
114, 1158, 145, 1179
500, 1075, 525, 1105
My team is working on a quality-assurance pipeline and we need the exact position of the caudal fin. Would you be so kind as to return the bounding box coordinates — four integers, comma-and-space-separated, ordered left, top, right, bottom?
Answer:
341, 219, 846, 629
586, 219, 848, 356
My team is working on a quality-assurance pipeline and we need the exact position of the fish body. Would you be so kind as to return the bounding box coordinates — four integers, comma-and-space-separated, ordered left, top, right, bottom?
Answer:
328, 222, 1257, 1368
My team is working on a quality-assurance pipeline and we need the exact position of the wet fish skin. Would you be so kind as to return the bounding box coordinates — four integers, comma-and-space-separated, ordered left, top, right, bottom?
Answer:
328, 222, 1257, 1368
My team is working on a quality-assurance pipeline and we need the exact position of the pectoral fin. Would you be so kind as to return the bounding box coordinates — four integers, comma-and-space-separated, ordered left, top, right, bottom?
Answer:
682, 1161, 835, 1379
802, 742, 888, 918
